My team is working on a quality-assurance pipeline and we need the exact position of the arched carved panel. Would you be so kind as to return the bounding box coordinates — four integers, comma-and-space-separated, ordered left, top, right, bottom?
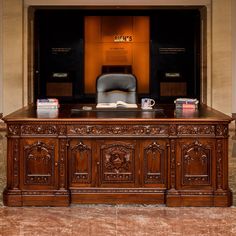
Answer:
143, 141, 166, 184
180, 140, 213, 186
69, 140, 92, 184
100, 142, 135, 183
23, 140, 55, 185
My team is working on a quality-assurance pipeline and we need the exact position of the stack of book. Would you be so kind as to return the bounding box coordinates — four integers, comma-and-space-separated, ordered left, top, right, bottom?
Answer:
37, 98, 60, 109
174, 98, 199, 109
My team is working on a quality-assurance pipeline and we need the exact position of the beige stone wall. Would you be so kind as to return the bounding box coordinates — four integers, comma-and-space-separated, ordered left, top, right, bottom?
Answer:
232, 0, 236, 114
2, 0, 23, 115
0, 0, 3, 114
0, 0, 234, 115
212, 0, 232, 115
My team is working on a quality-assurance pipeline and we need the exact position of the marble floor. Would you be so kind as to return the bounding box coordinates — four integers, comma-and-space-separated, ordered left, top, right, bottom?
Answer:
1, 205, 236, 236
1, 124, 236, 235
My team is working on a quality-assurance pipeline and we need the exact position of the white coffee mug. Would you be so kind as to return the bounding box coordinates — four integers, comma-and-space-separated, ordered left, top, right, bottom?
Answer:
141, 98, 155, 109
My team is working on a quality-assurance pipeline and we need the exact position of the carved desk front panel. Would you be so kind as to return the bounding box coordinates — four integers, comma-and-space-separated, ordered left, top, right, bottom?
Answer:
2, 104, 233, 206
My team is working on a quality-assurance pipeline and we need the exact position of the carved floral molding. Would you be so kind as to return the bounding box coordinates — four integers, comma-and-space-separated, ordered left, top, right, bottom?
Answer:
6, 123, 228, 137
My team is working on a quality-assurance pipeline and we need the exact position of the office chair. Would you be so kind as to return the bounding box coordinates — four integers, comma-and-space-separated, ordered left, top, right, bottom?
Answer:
96, 73, 137, 104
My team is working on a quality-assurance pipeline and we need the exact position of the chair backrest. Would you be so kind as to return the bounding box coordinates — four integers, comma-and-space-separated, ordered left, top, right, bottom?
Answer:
96, 73, 137, 104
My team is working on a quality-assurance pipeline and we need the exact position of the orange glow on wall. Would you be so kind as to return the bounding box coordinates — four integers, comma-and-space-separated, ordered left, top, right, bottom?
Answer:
84, 16, 149, 94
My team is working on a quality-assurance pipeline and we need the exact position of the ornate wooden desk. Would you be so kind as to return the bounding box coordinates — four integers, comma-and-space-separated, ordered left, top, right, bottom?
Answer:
3, 104, 233, 206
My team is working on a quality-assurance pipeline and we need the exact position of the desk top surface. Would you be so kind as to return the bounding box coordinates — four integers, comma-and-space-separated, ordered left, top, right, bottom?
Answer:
3, 104, 233, 123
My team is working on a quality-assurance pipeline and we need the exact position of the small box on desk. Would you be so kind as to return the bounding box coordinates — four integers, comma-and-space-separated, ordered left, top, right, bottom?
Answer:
37, 98, 60, 109
174, 98, 199, 110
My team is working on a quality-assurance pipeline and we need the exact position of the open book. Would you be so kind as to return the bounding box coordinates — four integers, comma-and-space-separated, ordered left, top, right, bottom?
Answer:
96, 101, 138, 108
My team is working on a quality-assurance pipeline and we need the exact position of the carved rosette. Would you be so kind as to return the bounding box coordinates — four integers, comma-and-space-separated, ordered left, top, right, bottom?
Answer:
169, 125, 177, 136
182, 140, 211, 185
177, 125, 215, 136
143, 142, 165, 184
21, 125, 58, 135
216, 125, 228, 137
24, 141, 54, 185
68, 125, 168, 136
101, 143, 135, 183
58, 125, 67, 136
8, 125, 20, 136
70, 141, 92, 184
